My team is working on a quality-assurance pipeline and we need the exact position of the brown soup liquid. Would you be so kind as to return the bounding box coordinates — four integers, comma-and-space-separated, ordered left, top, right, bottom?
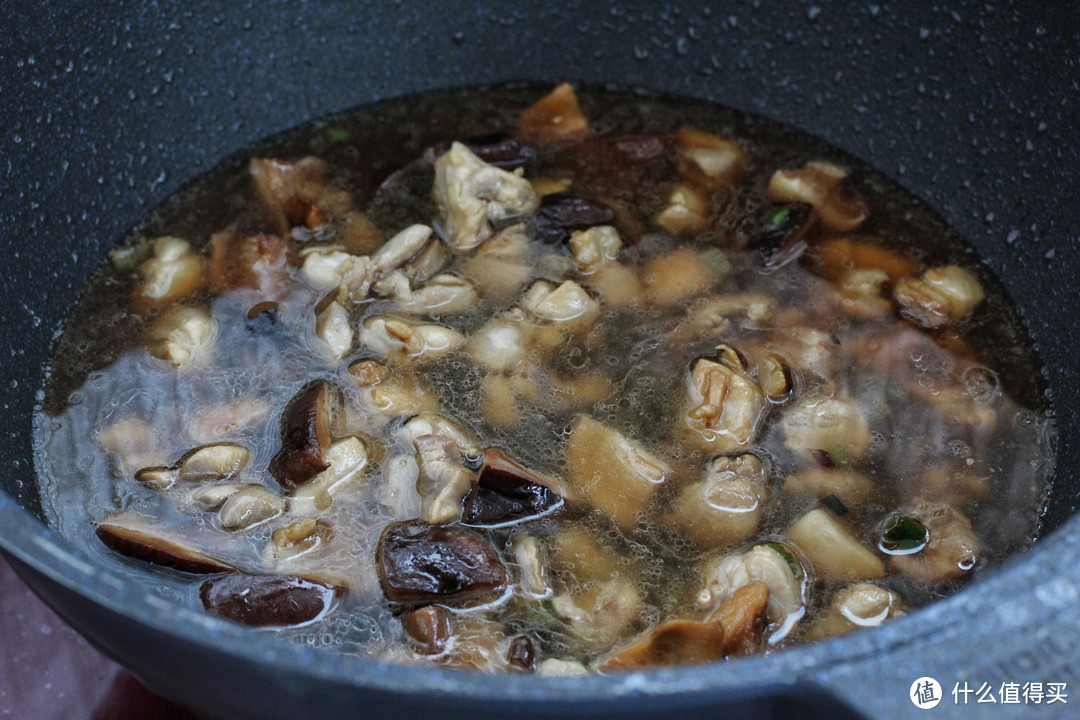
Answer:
34, 85, 1054, 674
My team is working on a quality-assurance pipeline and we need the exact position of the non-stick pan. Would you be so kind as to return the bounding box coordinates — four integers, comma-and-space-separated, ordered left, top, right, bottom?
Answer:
2, 2, 1078, 718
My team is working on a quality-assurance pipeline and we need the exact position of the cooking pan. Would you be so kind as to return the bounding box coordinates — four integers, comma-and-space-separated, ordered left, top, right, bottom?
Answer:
1, 2, 1078, 718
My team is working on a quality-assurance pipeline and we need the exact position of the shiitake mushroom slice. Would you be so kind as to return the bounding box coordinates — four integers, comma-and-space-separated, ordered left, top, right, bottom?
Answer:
462, 448, 564, 527
377, 520, 507, 604
268, 380, 339, 491
96, 514, 234, 574
200, 574, 339, 627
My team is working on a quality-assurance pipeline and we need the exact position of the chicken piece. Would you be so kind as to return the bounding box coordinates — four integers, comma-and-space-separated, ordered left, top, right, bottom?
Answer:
643, 248, 715, 308
806, 583, 905, 640
269, 518, 335, 563
808, 237, 917, 283
403, 238, 451, 284
360, 316, 464, 366
370, 224, 433, 274
512, 536, 551, 599
208, 232, 289, 300
782, 466, 875, 507
479, 373, 523, 428
433, 142, 539, 251
96, 417, 169, 477
378, 454, 422, 520
548, 523, 621, 584
467, 316, 528, 373
250, 156, 356, 237
566, 415, 669, 529
185, 398, 270, 445
654, 184, 711, 236
675, 128, 746, 189
459, 223, 534, 300
314, 300, 353, 360
537, 659, 590, 677
374, 271, 479, 315
290, 436, 370, 514
890, 504, 980, 585
549, 370, 613, 412
401, 414, 478, 524
679, 293, 776, 341
147, 306, 215, 369
894, 265, 985, 329
831, 267, 893, 319
216, 484, 286, 531
348, 360, 439, 423
680, 357, 766, 455
551, 576, 643, 646
584, 262, 644, 309
699, 544, 804, 627
568, 225, 622, 274
132, 236, 205, 308
300, 248, 375, 301
520, 280, 600, 332
781, 393, 871, 463
666, 453, 769, 549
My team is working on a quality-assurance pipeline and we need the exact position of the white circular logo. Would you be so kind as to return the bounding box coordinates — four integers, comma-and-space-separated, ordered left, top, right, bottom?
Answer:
910, 677, 943, 709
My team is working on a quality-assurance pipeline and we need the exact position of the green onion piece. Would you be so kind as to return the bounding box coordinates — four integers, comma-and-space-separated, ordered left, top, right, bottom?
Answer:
761, 205, 791, 227
327, 128, 350, 142
764, 542, 804, 579
879, 514, 929, 555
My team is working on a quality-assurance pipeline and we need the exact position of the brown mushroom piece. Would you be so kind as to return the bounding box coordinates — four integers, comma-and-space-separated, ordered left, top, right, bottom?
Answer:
376, 521, 508, 604
400, 605, 453, 655
531, 193, 615, 246
462, 449, 564, 526
96, 513, 233, 574
268, 380, 338, 492
518, 82, 589, 142
200, 574, 339, 627
601, 582, 769, 670
424, 132, 537, 171
506, 635, 538, 672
